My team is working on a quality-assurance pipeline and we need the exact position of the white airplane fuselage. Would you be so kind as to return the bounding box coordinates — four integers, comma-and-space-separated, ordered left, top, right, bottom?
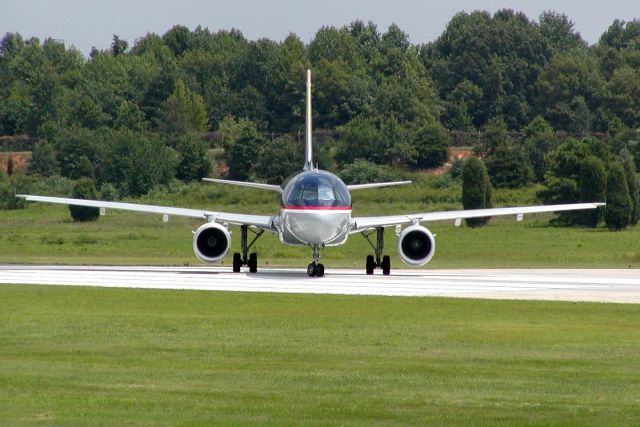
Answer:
277, 169, 352, 247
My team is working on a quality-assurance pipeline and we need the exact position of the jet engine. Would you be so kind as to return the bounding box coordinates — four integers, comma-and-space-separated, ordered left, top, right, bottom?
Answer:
193, 222, 231, 263
397, 225, 436, 266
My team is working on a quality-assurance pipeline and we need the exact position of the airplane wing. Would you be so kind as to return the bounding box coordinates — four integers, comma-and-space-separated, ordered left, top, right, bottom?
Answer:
351, 202, 605, 232
347, 181, 412, 190
18, 195, 276, 230
202, 178, 282, 193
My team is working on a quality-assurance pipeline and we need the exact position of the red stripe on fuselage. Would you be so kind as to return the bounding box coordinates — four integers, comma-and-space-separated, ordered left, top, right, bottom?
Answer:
281, 205, 352, 211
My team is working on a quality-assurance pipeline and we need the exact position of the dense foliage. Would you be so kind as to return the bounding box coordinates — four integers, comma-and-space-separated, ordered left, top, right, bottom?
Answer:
462, 157, 493, 227
68, 177, 100, 221
0, 12, 639, 229
604, 162, 632, 230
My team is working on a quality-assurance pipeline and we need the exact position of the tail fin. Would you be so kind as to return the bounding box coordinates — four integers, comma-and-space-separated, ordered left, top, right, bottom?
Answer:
303, 69, 313, 171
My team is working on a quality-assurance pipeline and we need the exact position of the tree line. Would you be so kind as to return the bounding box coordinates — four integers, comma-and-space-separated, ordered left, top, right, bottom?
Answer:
1, 10, 639, 228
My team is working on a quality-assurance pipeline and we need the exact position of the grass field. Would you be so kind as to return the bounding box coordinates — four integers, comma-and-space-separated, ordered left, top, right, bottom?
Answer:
1, 185, 638, 268
1, 285, 639, 425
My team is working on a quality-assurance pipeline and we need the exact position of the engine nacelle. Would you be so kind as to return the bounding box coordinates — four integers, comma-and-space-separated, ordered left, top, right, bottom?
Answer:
193, 222, 231, 263
397, 225, 436, 266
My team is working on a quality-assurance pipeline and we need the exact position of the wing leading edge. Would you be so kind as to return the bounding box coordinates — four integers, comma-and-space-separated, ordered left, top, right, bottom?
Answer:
18, 195, 276, 230
351, 202, 605, 232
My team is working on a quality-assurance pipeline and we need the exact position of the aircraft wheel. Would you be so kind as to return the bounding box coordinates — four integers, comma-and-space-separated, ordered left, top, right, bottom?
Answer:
382, 255, 391, 276
307, 262, 317, 277
366, 255, 375, 275
316, 263, 325, 277
232, 253, 242, 272
248, 253, 258, 273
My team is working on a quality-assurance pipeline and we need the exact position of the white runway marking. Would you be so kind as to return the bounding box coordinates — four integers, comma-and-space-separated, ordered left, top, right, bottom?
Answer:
0, 266, 639, 303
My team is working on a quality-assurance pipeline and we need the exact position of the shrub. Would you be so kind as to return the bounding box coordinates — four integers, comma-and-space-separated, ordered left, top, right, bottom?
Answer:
339, 160, 400, 185
604, 163, 632, 230
69, 178, 100, 222
462, 157, 492, 227
28, 141, 60, 177
622, 153, 639, 225
99, 183, 119, 201
0, 174, 29, 210
575, 156, 606, 227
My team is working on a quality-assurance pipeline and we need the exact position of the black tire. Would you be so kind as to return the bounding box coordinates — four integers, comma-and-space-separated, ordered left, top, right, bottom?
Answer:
307, 262, 317, 277
249, 252, 258, 273
366, 255, 375, 275
382, 255, 391, 276
316, 263, 325, 277
233, 253, 242, 273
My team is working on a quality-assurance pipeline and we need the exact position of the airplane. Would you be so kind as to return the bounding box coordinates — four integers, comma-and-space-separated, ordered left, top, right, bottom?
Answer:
20, 70, 604, 277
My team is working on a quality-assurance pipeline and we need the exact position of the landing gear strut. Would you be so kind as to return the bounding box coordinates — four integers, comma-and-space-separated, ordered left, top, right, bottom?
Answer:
307, 244, 325, 277
232, 225, 264, 273
362, 227, 391, 275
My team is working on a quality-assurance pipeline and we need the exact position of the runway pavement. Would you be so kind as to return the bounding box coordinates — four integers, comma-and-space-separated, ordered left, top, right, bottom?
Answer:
1, 265, 639, 303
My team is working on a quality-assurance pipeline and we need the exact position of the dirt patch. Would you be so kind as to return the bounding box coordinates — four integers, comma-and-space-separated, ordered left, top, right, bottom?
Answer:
0, 152, 30, 174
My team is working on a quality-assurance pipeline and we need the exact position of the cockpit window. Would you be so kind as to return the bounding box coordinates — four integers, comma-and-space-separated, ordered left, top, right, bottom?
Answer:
283, 172, 351, 208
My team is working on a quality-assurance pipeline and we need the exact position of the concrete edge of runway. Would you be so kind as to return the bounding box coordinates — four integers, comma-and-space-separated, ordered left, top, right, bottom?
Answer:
1, 265, 639, 304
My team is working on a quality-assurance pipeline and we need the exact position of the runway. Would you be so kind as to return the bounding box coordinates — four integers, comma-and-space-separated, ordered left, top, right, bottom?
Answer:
1, 265, 639, 303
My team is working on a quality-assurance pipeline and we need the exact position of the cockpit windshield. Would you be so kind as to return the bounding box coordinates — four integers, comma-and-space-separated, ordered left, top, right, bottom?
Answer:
282, 171, 351, 208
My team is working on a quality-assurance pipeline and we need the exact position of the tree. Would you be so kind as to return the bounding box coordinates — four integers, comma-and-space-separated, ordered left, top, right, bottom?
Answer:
485, 143, 534, 188
522, 116, 554, 182
55, 127, 100, 179
114, 101, 147, 131
424, 10, 553, 129
534, 53, 604, 133
576, 156, 606, 227
111, 35, 128, 56
175, 133, 211, 182
412, 120, 450, 169
68, 178, 100, 222
156, 79, 207, 135
540, 138, 606, 226
336, 116, 382, 166
462, 157, 493, 227
621, 152, 639, 225
254, 136, 303, 184
218, 116, 262, 181
539, 11, 586, 53
99, 129, 177, 196
604, 162, 632, 230
73, 155, 95, 180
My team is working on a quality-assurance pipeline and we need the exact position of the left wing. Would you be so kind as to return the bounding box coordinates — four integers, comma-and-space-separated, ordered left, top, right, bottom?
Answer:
351, 203, 605, 232
347, 181, 412, 190
18, 195, 276, 230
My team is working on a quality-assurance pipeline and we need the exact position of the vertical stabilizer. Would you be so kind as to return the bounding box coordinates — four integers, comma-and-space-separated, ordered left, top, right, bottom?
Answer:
303, 69, 313, 171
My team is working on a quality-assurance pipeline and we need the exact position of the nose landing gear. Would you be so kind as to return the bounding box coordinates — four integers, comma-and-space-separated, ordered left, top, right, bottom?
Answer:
307, 244, 325, 277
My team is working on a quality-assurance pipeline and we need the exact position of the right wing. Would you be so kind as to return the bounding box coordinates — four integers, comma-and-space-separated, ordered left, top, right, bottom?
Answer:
351, 202, 605, 232
18, 195, 276, 231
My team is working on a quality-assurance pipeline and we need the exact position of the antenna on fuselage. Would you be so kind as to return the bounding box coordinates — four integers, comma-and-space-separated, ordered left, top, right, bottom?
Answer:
303, 69, 313, 171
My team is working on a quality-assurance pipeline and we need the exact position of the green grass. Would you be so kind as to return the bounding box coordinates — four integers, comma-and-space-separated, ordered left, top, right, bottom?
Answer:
1, 285, 639, 425
1, 185, 638, 268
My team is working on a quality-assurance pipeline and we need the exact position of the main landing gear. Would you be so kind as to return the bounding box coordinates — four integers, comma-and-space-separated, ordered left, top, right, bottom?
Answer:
362, 227, 391, 275
232, 225, 264, 273
307, 244, 325, 277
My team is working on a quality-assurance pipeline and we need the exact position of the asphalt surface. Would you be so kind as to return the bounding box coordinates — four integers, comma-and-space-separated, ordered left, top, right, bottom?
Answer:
1, 265, 639, 303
